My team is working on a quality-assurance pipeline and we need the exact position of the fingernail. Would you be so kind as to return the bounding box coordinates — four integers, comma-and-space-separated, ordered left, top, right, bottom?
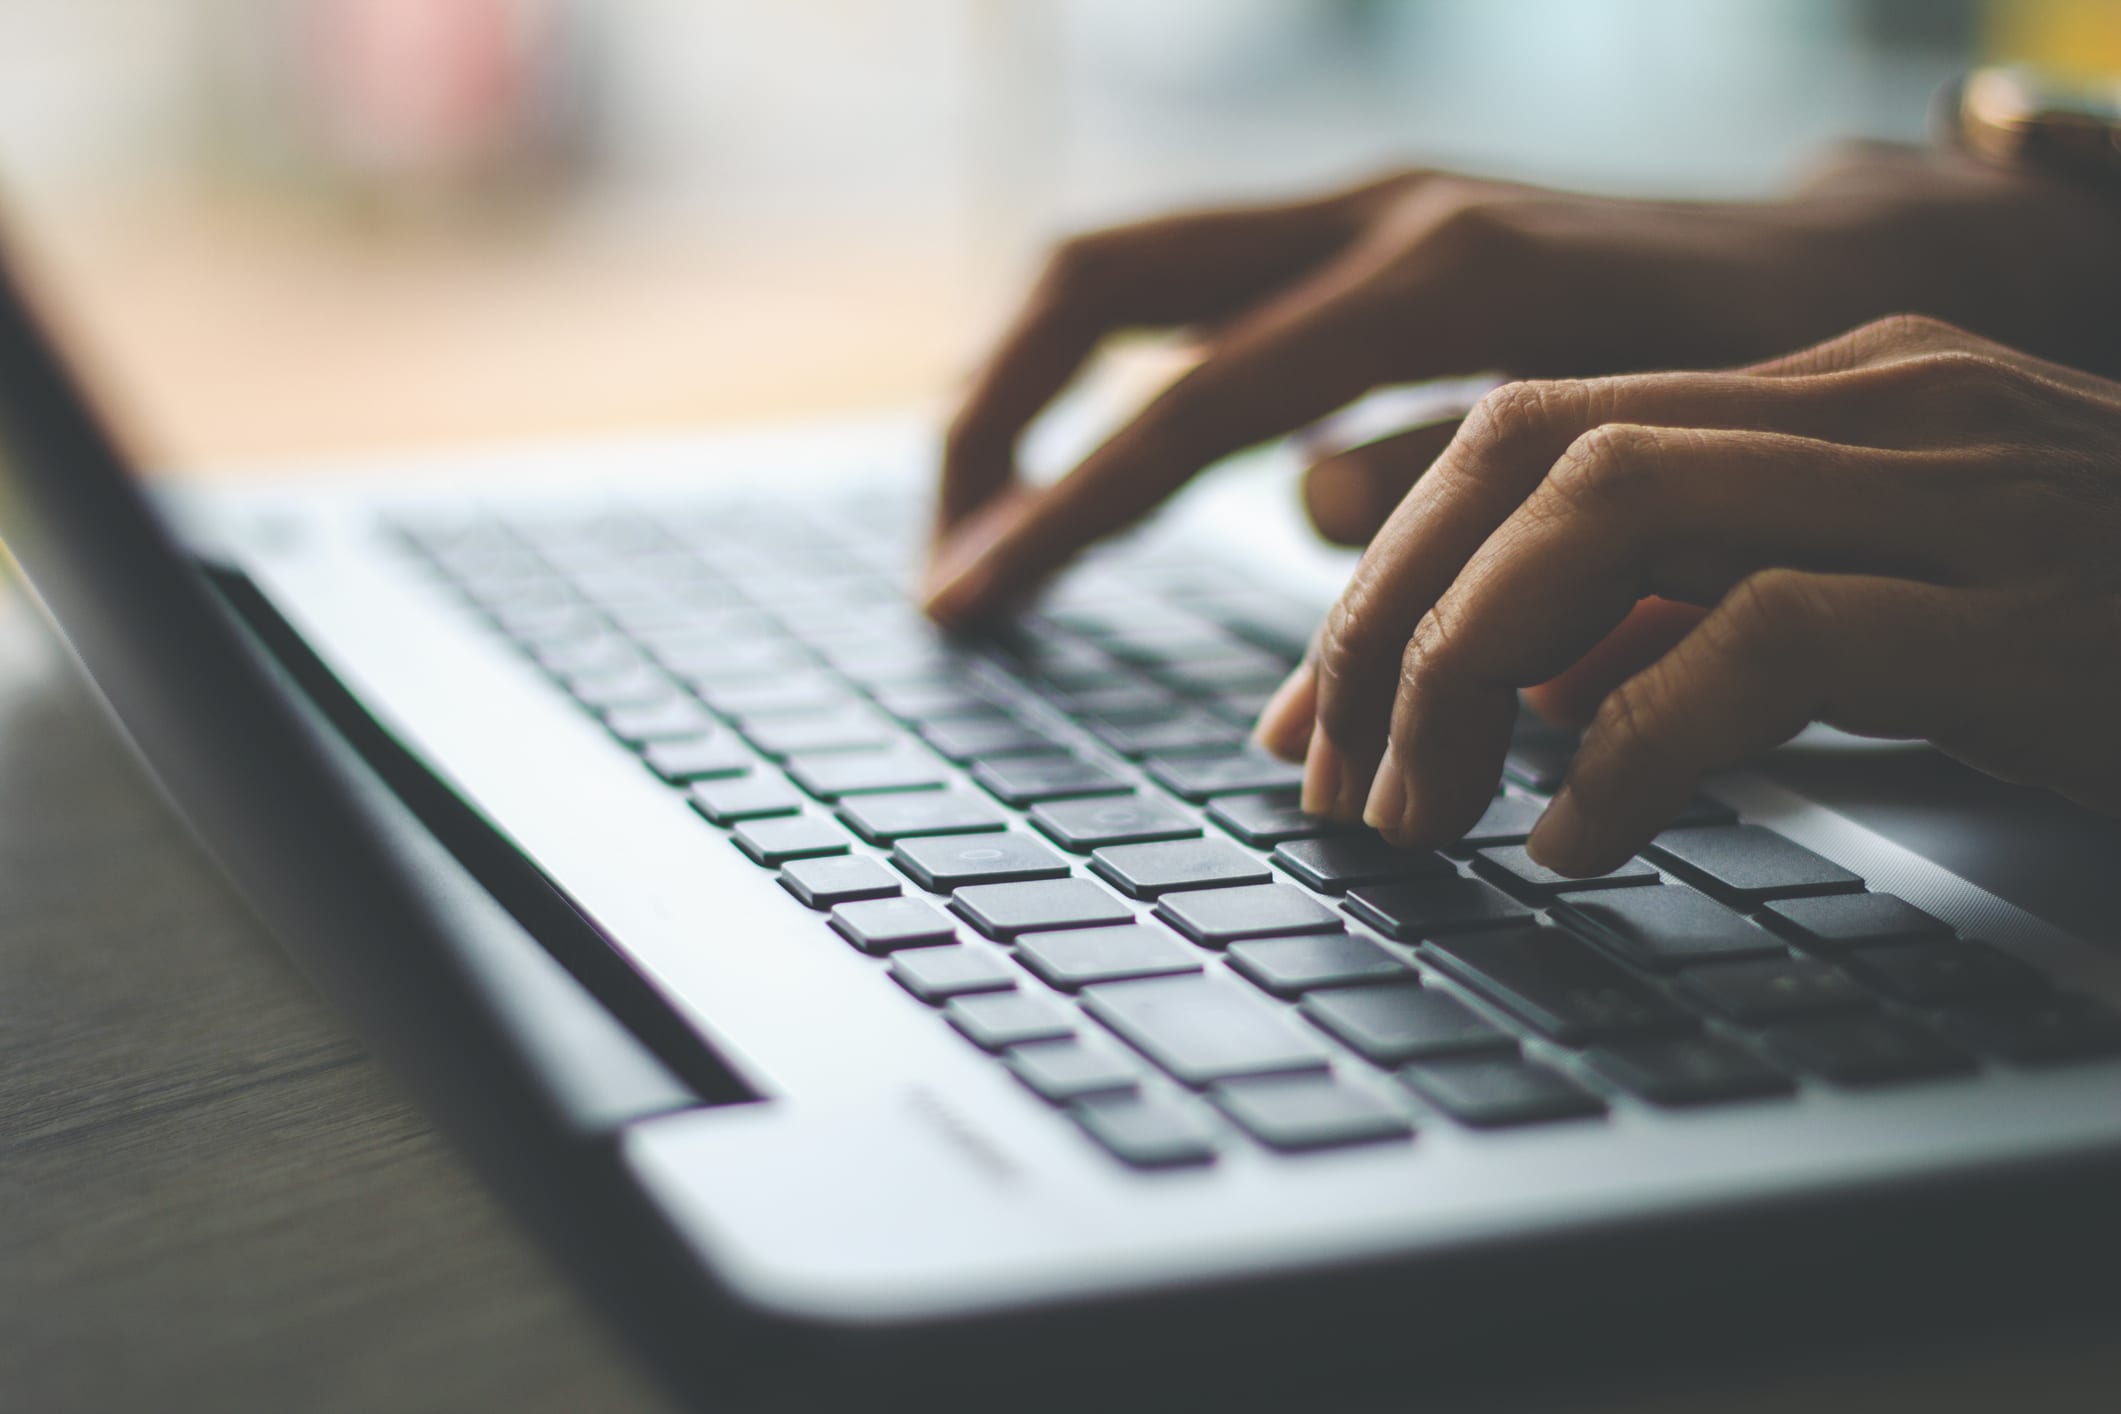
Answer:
1526, 786, 1589, 873
1301, 732, 1343, 817
1252, 665, 1316, 761
1361, 745, 1407, 833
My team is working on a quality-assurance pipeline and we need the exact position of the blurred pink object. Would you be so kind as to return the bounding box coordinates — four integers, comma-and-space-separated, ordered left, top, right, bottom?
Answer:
305, 0, 572, 186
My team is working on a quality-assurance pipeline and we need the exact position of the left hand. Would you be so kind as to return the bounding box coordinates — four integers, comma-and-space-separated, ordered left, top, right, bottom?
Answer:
1253, 314, 2121, 875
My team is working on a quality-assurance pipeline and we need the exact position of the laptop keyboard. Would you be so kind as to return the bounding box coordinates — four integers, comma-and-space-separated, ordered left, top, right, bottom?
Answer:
390, 494, 2121, 1169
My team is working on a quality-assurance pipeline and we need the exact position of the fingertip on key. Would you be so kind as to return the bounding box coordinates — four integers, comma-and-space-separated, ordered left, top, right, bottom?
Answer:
1252, 665, 1318, 762
1300, 732, 1344, 817
1361, 746, 1407, 833
1525, 787, 1592, 875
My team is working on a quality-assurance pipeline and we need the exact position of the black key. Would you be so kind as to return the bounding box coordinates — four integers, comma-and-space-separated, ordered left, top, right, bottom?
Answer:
1006, 1039, 1140, 1102
731, 814, 850, 866
1014, 924, 1203, 990
888, 946, 1018, 1003
534, 635, 641, 678
868, 682, 1001, 724
1102, 626, 1242, 666
893, 832, 1071, 892
919, 717, 1060, 762
1202, 686, 1279, 726
1586, 1036, 1793, 1107
1084, 710, 1246, 759
1083, 975, 1331, 1085
495, 602, 603, 644
1157, 655, 1288, 696
1146, 749, 1306, 802
1671, 795, 1739, 828
1206, 790, 1352, 847
829, 896, 959, 954
1030, 796, 1200, 853
1677, 956, 1874, 1023
565, 662, 677, 711
1399, 1055, 1605, 1128
1761, 893, 1951, 953
1272, 835, 1456, 893
787, 750, 948, 801
694, 675, 856, 720
1070, 1094, 1217, 1169
1424, 925, 1695, 1044
1937, 995, 2121, 1065
1344, 876, 1532, 941
944, 992, 1075, 1050
1210, 1074, 1412, 1151
777, 854, 901, 908
1090, 838, 1271, 898
1046, 682, 1177, 720
1299, 984, 1514, 1063
1226, 935, 1412, 997
1647, 825, 1863, 904
742, 711, 896, 759
951, 879, 1135, 939
1558, 885, 1786, 972
973, 755, 1131, 807
656, 638, 811, 683
1474, 845, 1660, 897
688, 774, 801, 825
1763, 1015, 1974, 1087
640, 734, 753, 783
604, 696, 721, 745
1154, 883, 1343, 947
1502, 734, 1575, 792
837, 792, 1006, 845
1846, 941, 2047, 1004
1450, 794, 1545, 850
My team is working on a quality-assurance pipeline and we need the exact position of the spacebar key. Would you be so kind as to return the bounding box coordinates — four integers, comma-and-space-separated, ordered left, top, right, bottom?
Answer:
1084, 975, 1331, 1087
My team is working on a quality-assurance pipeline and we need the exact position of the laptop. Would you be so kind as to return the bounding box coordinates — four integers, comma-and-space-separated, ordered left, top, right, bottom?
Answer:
6, 227, 2121, 1411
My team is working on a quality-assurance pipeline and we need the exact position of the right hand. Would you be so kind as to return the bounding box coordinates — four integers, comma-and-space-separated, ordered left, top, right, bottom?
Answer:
923, 146, 2121, 627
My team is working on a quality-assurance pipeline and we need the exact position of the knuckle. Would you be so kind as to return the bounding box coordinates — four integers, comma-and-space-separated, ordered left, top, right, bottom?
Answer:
1400, 604, 1470, 698
1038, 231, 1121, 299
1585, 676, 1661, 773
941, 406, 1000, 463
1856, 311, 1966, 353
1855, 344, 2044, 426
1720, 568, 1827, 659
1543, 422, 1666, 516
1315, 592, 1372, 698
1461, 378, 1587, 454
1414, 193, 1542, 267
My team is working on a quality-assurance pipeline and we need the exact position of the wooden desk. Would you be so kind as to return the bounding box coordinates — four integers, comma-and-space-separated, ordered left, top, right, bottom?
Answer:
3, 583, 2119, 1413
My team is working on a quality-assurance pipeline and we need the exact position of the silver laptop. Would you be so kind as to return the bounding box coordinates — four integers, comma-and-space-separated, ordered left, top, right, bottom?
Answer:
6, 231, 2120, 1409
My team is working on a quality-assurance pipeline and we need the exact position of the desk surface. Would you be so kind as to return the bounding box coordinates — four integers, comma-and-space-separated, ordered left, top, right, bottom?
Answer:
2, 585, 2118, 1413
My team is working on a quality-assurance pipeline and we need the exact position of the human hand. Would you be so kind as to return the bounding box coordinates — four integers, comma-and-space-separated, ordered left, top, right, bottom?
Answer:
924, 147, 2121, 626
1253, 315, 2121, 877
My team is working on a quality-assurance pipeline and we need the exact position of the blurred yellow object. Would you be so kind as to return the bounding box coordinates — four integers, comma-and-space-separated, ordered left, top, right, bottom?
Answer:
1983, 0, 2121, 78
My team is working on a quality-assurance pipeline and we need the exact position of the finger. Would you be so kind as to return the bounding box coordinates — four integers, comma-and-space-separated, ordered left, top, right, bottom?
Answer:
1301, 420, 1463, 546
925, 254, 1414, 626
1253, 659, 1317, 761
1526, 570, 1986, 875
1521, 597, 1705, 728
1308, 368, 1918, 821
937, 182, 1400, 536
1372, 427, 1971, 843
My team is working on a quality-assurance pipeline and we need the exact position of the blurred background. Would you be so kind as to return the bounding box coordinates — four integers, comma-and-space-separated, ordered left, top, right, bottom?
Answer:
0, 0, 2115, 473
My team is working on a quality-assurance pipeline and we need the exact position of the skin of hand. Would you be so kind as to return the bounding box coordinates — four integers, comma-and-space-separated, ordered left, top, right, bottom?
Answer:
923, 145, 2121, 628
1250, 314, 2121, 877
